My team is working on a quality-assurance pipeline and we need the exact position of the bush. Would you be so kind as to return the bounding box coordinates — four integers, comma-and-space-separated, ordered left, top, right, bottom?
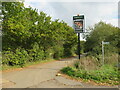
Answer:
2, 48, 29, 67
2, 51, 13, 65
43, 48, 54, 60
53, 45, 64, 59
61, 67, 75, 76
28, 43, 44, 61
29, 49, 44, 62
14, 48, 28, 66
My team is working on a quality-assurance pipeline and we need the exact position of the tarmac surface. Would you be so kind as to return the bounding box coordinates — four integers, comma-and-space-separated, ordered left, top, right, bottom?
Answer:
1, 56, 119, 88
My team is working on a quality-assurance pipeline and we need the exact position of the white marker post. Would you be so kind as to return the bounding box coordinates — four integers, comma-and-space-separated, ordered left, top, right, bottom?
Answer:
102, 41, 110, 65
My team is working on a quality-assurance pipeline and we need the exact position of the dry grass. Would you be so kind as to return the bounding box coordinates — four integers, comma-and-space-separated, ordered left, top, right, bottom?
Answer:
73, 56, 100, 71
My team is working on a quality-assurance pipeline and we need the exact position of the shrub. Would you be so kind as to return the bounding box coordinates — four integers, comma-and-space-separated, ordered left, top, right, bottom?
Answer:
53, 45, 64, 59
2, 48, 29, 67
61, 65, 119, 85
29, 49, 44, 62
43, 48, 54, 60
29, 43, 44, 61
15, 48, 29, 67
2, 51, 13, 65
61, 66, 75, 76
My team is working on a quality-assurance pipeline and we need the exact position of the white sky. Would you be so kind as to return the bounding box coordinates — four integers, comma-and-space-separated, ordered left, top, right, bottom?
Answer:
24, 0, 119, 40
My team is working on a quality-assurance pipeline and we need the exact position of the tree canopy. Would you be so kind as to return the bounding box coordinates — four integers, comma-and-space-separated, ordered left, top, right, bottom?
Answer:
85, 21, 119, 57
2, 2, 77, 66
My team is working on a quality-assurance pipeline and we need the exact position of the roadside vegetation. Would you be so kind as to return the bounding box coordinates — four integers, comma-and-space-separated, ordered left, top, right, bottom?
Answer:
1, 59, 54, 71
61, 65, 119, 85
61, 22, 120, 85
1, 2, 120, 85
1, 2, 77, 69
61, 55, 119, 85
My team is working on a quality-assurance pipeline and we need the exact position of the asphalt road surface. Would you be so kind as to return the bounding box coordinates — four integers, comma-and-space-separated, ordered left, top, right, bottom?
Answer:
1, 56, 119, 88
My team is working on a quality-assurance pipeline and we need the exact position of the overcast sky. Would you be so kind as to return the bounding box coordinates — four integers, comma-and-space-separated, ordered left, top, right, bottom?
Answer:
24, 0, 119, 40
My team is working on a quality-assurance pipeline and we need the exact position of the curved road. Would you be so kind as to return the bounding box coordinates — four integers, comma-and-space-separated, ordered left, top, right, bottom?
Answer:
2, 57, 119, 88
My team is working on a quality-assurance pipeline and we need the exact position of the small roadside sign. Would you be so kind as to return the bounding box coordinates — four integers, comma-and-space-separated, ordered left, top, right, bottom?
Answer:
73, 15, 84, 20
102, 41, 110, 44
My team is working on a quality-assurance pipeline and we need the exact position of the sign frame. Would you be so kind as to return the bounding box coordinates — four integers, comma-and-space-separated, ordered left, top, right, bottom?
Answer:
102, 42, 110, 44
73, 15, 85, 33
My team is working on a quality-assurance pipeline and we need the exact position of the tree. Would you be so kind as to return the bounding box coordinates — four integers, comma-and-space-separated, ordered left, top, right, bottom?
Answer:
2, 2, 78, 66
85, 21, 118, 57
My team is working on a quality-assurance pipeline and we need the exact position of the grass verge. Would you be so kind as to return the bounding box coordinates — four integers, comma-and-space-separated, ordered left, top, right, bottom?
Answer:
1, 59, 55, 71
60, 64, 120, 85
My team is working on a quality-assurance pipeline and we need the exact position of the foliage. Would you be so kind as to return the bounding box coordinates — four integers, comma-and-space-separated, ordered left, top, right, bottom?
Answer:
0, 36, 1, 51
2, 48, 28, 67
85, 21, 119, 58
61, 66, 75, 76
2, 2, 77, 66
61, 65, 119, 85
28, 43, 44, 61
80, 41, 85, 54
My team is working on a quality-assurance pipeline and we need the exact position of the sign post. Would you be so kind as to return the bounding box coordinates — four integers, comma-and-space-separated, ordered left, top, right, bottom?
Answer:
78, 33, 80, 59
102, 41, 110, 65
102, 41, 104, 65
73, 15, 85, 60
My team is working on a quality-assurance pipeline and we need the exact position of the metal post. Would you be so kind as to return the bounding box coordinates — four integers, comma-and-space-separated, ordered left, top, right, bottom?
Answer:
78, 33, 80, 60
102, 41, 104, 65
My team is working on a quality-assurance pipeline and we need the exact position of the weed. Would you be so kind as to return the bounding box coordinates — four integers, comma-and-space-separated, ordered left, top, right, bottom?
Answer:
61, 64, 119, 85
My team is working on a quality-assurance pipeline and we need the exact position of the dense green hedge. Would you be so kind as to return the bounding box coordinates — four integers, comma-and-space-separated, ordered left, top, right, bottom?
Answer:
2, 2, 77, 66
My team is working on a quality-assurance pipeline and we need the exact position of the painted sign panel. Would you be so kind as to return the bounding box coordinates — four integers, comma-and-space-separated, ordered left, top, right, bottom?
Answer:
73, 15, 84, 33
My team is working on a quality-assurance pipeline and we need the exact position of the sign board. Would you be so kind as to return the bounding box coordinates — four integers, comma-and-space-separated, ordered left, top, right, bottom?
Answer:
73, 15, 84, 20
73, 15, 84, 33
102, 41, 110, 44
